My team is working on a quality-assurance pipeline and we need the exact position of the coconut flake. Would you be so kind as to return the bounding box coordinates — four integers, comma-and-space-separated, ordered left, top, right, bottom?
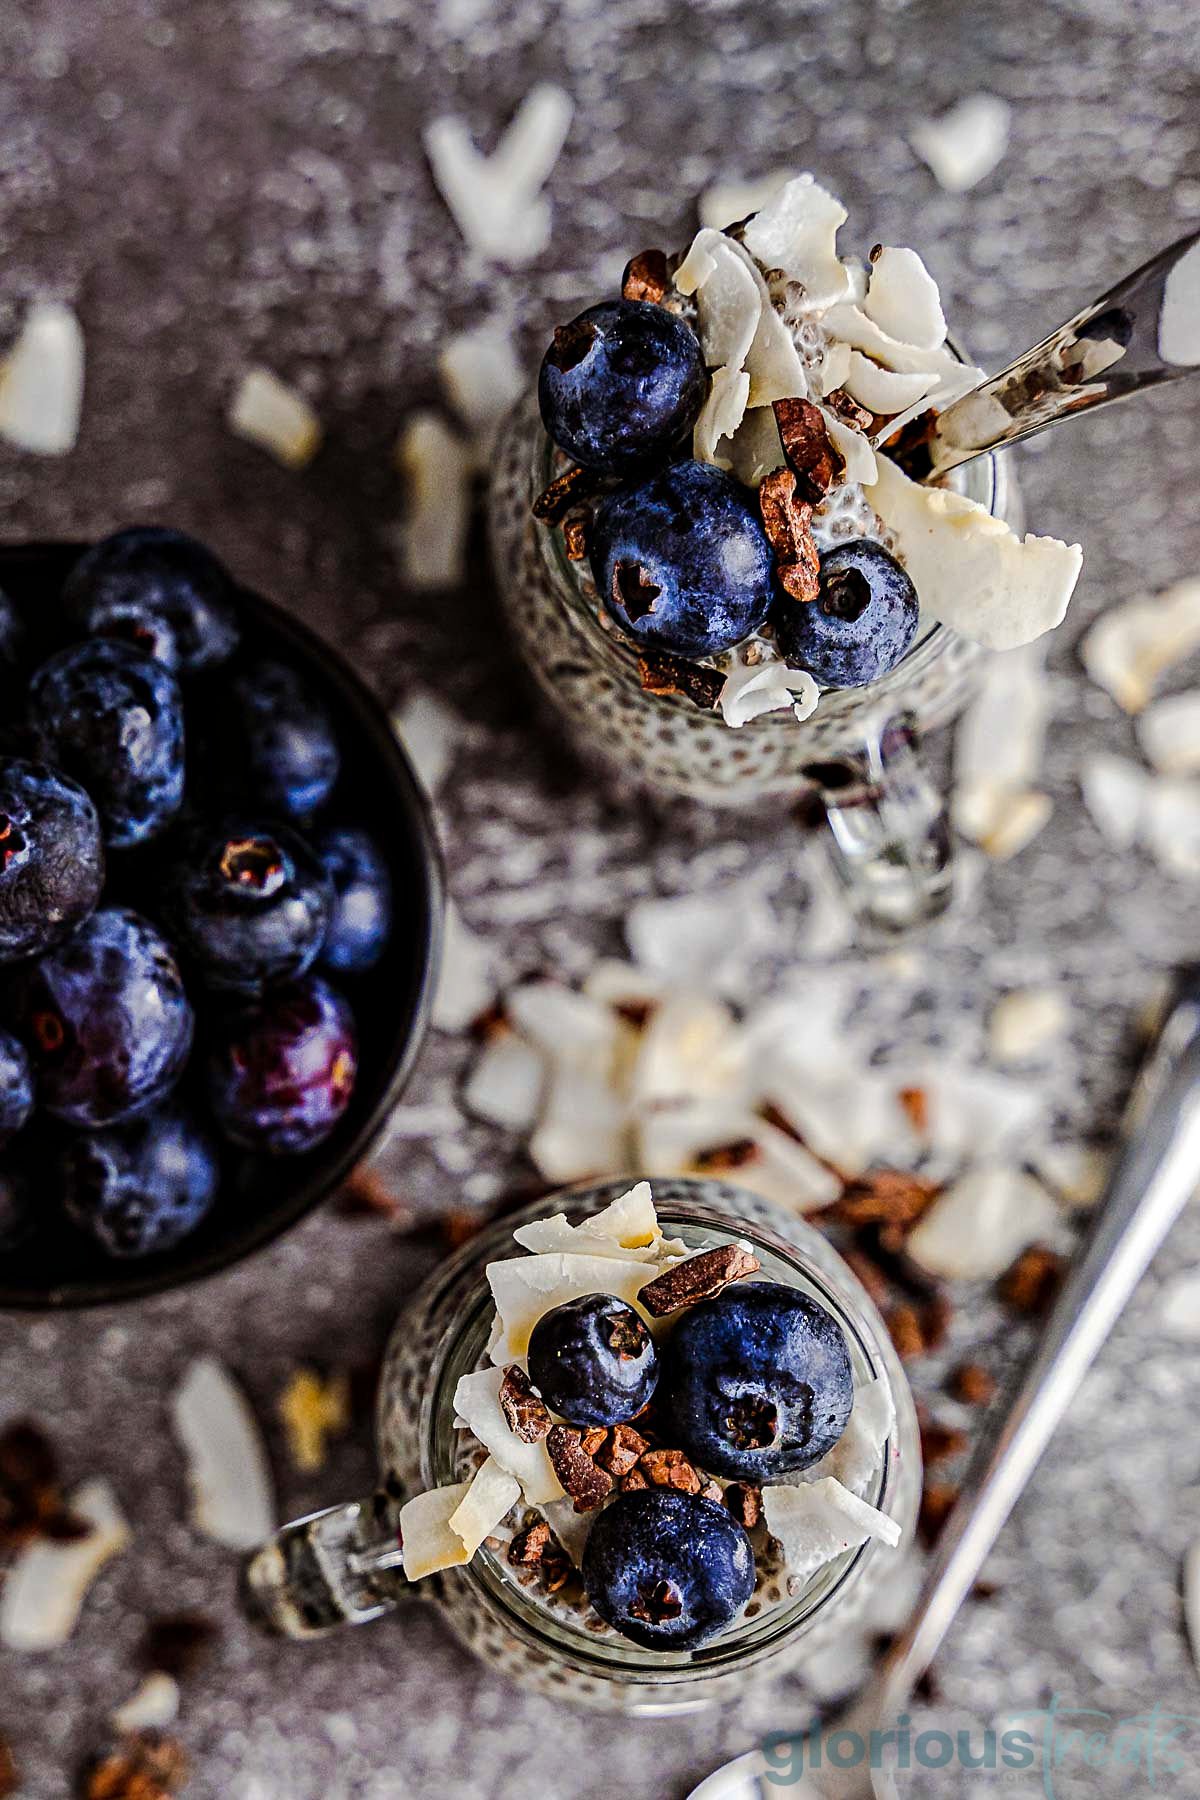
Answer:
1160, 240, 1200, 367
629, 991, 747, 1110
452, 1367, 563, 1503
395, 411, 473, 591
390, 688, 461, 798
423, 83, 572, 265
528, 1061, 630, 1182
817, 405, 877, 487
505, 981, 620, 1070
726, 406, 787, 488
538, 1496, 592, 1566
1031, 1142, 1110, 1212
699, 171, 794, 232
400, 1483, 472, 1579
842, 353, 938, 416
905, 1064, 1044, 1168
675, 230, 761, 369
228, 367, 321, 468
693, 364, 751, 466
862, 247, 948, 352
910, 94, 1012, 194
514, 1183, 681, 1262
438, 320, 525, 457
431, 901, 495, 1033
625, 883, 777, 995
1138, 692, 1200, 775
953, 646, 1050, 844
824, 302, 978, 386
741, 176, 854, 311
0, 1479, 131, 1651
1161, 1271, 1200, 1339
1080, 579, 1200, 714
0, 300, 85, 455
1080, 754, 1149, 850
988, 987, 1069, 1065
112, 1673, 181, 1733
1143, 777, 1200, 877
762, 1477, 901, 1584
487, 1251, 652, 1362
719, 654, 818, 727
866, 452, 1082, 651
464, 1030, 546, 1131
803, 1376, 895, 1497
449, 1456, 522, 1555
972, 789, 1054, 861
907, 1163, 1062, 1279
766, 1066, 906, 1179
172, 1357, 276, 1551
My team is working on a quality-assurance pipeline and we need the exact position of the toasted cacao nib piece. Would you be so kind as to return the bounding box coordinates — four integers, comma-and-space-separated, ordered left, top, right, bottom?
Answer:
0, 1737, 16, 1800
336, 1167, 410, 1222
562, 512, 590, 561
997, 1245, 1066, 1317
855, 1221, 943, 1300
772, 397, 844, 502
636, 650, 724, 710
948, 1362, 997, 1406
619, 1466, 649, 1492
638, 1447, 702, 1495
508, 1520, 551, 1566
622, 249, 671, 305
897, 1086, 929, 1133
580, 1426, 608, 1458
83, 1732, 189, 1800
546, 1425, 614, 1513
758, 468, 821, 604
723, 1482, 763, 1530
594, 1423, 649, 1478
834, 1170, 938, 1231
919, 1481, 960, 1548
919, 1416, 970, 1466
692, 1138, 762, 1175
141, 1614, 218, 1680
884, 409, 938, 482
824, 388, 874, 433
885, 1297, 945, 1362
638, 1244, 761, 1319
499, 1365, 553, 1444
0, 1419, 91, 1553
533, 464, 602, 525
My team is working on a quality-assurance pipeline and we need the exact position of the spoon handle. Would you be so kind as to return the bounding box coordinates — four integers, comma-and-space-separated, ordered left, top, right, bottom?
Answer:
919, 229, 1200, 475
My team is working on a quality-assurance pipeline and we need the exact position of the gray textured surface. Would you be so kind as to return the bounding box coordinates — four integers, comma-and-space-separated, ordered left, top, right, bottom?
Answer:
2, 0, 1200, 1795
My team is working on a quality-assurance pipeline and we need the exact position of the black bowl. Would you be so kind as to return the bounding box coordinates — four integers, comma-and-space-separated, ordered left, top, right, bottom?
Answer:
0, 540, 444, 1309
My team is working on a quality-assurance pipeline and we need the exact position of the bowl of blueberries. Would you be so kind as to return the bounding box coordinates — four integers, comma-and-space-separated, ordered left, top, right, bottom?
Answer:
0, 528, 443, 1308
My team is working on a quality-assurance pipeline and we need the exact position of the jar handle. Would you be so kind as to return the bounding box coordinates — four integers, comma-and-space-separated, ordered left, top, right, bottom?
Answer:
804, 712, 954, 942
242, 1487, 416, 1639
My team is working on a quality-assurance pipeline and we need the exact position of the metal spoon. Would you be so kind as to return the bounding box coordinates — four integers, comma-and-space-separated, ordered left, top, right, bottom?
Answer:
690, 968, 1200, 1800
877, 229, 1200, 478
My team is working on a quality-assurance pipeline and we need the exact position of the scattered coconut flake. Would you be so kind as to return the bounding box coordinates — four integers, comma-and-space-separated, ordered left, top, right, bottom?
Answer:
905, 1064, 1043, 1168
528, 1061, 630, 1181
171, 1357, 275, 1551
910, 94, 1012, 194
505, 981, 620, 1071
629, 991, 747, 1110
867, 453, 1082, 651
720, 1114, 844, 1213
1031, 1142, 1110, 1211
1160, 1271, 1200, 1339
278, 1368, 350, 1474
676, 229, 761, 370
514, 1182, 682, 1261
1185, 1542, 1200, 1678
1143, 777, 1200, 877
698, 170, 794, 232
823, 302, 978, 387
1159, 239, 1200, 367
974, 789, 1054, 861
1080, 754, 1149, 851
634, 1103, 841, 1213
719, 654, 819, 727
766, 1067, 907, 1179
625, 883, 777, 995
395, 411, 473, 591
399, 1482, 471, 1580
803, 1376, 895, 1497
815, 338, 853, 398
112, 1673, 181, 1734
431, 900, 495, 1033
1138, 692, 1200, 775
453, 1368, 563, 1504
0, 1478, 130, 1651
228, 367, 321, 469
423, 83, 573, 265
816, 404, 877, 487
1080, 579, 1200, 714
693, 364, 751, 466
726, 405, 786, 488
762, 1477, 901, 1585
988, 987, 1069, 1065
953, 646, 1050, 845
390, 688, 461, 799
463, 1030, 546, 1131
0, 300, 85, 455
907, 1163, 1061, 1279
438, 320, 525, 457
741, 176, 854, 311
581, 959, 667, 1013
862, 247, 947, 352
448, 1456, 521, 1556
487, 1251, 652, 1363
842, 352, 938, 416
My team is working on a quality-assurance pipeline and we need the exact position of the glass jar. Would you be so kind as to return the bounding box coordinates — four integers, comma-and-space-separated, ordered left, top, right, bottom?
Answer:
245, 1177, 921, 1714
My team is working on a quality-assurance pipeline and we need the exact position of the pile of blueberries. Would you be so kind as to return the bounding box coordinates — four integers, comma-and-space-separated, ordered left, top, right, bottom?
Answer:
0, 528, 393, 1262
526, 1280, 854, 1651
538, 298, 920, 688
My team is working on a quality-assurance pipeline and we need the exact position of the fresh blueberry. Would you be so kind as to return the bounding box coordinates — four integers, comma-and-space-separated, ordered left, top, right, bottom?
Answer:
313, 825, 392, 974
0, 1164, 34, 1251
163, 820, 333, 993
63, 526, 239, 674
9, 907, 193, 1129
772, 539, 919, 689
0, 758, 105, 965
582, 1489, 755, 1651
657, 1282, 854, 1481
527, 1294, 658, 1427
539, 300, 707, 476
0, 1030, 34, 1145
206, 974, 357, 1154
28, 640, 185, 847
590, 460, 776, 658
220, 659, 340, 820
57, 1107, 219, 1258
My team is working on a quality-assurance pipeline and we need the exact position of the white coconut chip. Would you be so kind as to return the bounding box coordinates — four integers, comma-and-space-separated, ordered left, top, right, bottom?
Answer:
1160, 1270, 1200, 1339
487, 1252, 652, 1363
538, 1496, 592, 1567
625, 883, 778, 995
1031, 1141, 1109, 1212
903, 1063, 1043, 1168
1142, 777, 1200, 877
0, 1479, 131, 1652
693, 364, 751, 466
629, 990, 747, 1109
1138, 692, 1200, 775
862, 247, 948, 352
449, 1455, 522, 1556
988, 987, 1069, 1065
390, 687, 461, 798
722, 237, 810, 407
112, 1672, 181, 1733
528, 1061, 630, 1182
766, 1067, 906, 1179
1080, 579, 1200, 714
505, 980, 620, 1071
1184, 1542, 1200, 1678
714, 1115, 844, 1213
452, 1367, 563, 1504
675, 229, 761, 371
726, 406, 786, 488
172, 1357, 276, 1551
635, 1104, 841, 1213
423, 83, 572, 265
910, 94, 1012, 194
514, 1183, 683, 1262
0, 300, 85, 455
719, 654, 819, 727
741, 175, 854, 311
431, 900, 495, 1032
814, 337, 853, 399
823, 302, 977, 386
1080, 753, 1149, 851
698, 170, 795, 232
762, 1478, 901, 1585
816, 404, 877, 487
952, 646, 1050, 844
463, 1029, 546, 1131
907, 1163, 1062, 1280
399, 1482, 471, 1580
802, 1376, 895, 1497
842, 353, 938, 417
1160, 240, 1200, 367
395, 411, 473, 591
866, 453, 1082, 651
228, 367, 321, 468
438, 320, 525, 457
971, 789, 1054, 861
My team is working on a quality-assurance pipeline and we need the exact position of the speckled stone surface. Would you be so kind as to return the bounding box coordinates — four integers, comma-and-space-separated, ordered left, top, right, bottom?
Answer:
3, 0, 1200, 1795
